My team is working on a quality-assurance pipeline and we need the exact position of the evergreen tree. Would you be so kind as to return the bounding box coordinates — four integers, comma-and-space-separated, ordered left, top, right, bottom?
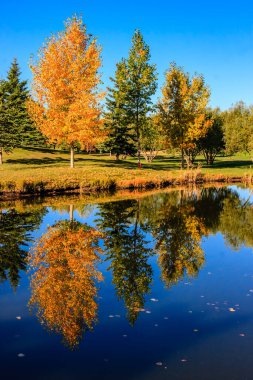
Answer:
0, 80, 14, 164
124, 30, 157, 168
5, 58, 31, 137
104, 61, 136, 160
0, 59, 44, 164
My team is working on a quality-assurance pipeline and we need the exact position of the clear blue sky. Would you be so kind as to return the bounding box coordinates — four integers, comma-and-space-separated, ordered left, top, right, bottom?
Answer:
1, 0, 253, 109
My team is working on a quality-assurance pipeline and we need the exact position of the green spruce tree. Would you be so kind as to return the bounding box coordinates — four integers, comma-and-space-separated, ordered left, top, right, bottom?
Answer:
0, 59, 45, 164
0, 80, 12, 164
125, 30, 157, 168
104, 61, 136, 160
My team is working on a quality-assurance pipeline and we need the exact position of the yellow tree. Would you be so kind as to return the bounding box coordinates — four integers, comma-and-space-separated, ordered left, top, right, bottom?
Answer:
158, 63, 212, 168
29, 220, 103, 348
28, 16, 104, 168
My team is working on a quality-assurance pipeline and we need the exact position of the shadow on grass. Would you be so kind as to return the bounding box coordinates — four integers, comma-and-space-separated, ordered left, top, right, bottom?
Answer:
6, 157, 69, 166
24, 147, 62, 154
201, 159, 252, 170
6, 150, 252, 172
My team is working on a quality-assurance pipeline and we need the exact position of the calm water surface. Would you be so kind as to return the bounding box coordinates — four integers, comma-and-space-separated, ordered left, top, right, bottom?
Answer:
1, 185, 253, 380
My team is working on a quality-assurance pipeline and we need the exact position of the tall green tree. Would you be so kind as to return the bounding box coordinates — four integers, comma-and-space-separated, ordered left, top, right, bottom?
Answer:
0, 80, 13, 164
0, 59, 43, 164
197, 109, 225, 165
124, 30, 158, 168
158, 63, 211, 168
104, 61, 136, 160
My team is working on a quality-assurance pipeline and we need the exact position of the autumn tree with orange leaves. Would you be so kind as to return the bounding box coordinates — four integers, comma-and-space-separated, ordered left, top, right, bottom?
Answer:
29, 220, 103, 348
28, 17, 104, 168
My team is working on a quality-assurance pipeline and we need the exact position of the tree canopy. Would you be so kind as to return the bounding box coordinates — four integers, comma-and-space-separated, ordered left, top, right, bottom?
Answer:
28, 16, 105, 168
158, 63, 211, 168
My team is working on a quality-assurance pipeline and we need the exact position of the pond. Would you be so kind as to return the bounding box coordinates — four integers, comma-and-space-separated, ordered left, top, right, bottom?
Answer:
1, 185, 253, 380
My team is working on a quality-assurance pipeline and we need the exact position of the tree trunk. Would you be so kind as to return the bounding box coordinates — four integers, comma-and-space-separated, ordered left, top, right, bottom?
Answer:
137, 134, 141, 169
0, 148, 2, 165
70, 145, 74, 168
69, 205, 74, 222
115, 153, 120, 161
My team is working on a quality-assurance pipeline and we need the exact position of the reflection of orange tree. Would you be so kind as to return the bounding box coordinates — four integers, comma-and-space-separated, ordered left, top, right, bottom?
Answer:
29, 220, 103, 348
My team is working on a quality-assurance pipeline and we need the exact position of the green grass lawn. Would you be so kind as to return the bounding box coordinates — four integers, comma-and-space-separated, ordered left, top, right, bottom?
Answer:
0, 147, 252, 195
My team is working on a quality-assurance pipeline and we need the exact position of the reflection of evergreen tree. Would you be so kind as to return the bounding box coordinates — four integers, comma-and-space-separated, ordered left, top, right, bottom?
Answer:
97, 200, 153, 324
29, 220, 102, 348
0, 208, 46, 289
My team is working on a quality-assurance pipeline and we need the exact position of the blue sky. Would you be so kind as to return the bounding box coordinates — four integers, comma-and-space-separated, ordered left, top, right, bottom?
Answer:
1, 0, 253, 109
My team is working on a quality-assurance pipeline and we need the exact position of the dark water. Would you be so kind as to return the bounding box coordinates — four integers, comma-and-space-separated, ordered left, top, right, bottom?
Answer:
1, 185, 253, 380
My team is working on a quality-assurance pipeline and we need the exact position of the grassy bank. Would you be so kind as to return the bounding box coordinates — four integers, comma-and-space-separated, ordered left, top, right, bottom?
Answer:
0, 147, 253, 198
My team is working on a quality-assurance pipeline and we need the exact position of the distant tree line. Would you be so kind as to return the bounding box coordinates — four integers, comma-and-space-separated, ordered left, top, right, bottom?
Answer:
0, 16, 252, 167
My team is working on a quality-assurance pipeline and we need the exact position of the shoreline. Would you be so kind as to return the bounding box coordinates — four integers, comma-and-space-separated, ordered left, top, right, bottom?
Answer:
0, 171, 250, 201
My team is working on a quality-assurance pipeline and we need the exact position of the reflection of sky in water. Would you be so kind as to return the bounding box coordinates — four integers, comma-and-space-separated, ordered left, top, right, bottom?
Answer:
228, 185, 253, 202
1, 186, 253, 379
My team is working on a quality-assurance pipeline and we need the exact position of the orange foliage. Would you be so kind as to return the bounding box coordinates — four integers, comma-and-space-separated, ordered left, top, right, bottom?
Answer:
29, 220, 103, 348
27, 17, 105, 150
